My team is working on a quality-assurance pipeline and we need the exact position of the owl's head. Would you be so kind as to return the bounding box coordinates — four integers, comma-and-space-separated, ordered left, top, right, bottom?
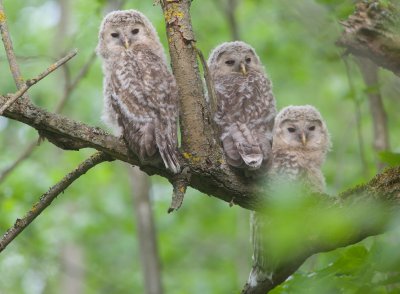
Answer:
272, 105, 331, 154
208, 41, 264, 77
97, 10, 165, 60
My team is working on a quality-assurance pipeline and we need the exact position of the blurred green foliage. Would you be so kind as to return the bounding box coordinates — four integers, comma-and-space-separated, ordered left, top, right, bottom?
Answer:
1, 0, 400, 293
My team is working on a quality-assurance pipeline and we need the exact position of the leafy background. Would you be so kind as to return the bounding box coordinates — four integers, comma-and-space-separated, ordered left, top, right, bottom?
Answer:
0, 0, 400, 293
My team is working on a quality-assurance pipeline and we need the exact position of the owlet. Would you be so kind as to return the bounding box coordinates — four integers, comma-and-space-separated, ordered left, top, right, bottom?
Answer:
208, 41, 277, 170
97, 10, 180, 173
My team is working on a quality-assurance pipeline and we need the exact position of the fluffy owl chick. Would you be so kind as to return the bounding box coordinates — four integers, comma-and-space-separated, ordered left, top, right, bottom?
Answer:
208, 41, 276, 170
269, 105, 331, 192
247, 105, 331, 290
97, 10, 180, 173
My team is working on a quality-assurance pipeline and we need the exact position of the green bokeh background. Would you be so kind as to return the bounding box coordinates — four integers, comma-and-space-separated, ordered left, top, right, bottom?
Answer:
1, 0, 400, 293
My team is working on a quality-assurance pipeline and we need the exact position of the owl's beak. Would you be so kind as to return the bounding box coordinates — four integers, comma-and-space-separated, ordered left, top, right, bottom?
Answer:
123, 37, 130, 49
240, 62, 247, 75
301, 132, 307, 146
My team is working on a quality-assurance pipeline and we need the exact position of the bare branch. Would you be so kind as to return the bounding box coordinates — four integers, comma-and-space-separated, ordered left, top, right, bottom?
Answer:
0, 152, 113, 253
0, 0, 25, 90
356, 57, 390, 170
0, 51, 94, 184
55, 51, 96, 113
194, 46, 218, 119
343, 57, 369, 178
0, 140, 37, 182
0, 49, 77, 115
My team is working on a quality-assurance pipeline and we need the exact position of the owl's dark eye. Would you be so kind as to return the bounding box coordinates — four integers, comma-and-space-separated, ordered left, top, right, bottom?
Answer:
308, 126, 316, 131
111, 32, 119, 38
287, 127, 296, 133
225, 60, 235, 66
131, 28, 139, 35
245, 57, 251, 63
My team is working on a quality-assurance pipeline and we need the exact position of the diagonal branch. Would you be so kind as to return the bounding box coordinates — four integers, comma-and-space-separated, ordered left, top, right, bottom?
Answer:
242, 165, 400, 293
0, 0, 25, 90
55, 51, 96, 113
0, 151, 114, 253
0, 49, 77, 115
0, 140, 37, 182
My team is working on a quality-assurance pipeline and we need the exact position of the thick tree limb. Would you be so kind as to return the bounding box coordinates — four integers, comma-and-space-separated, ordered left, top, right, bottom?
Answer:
1, 94, 261, 208
0, 152, 113, 253
337, 1, 400, 76
1, 2, 400, 291
0, 49, 77, 115
160, 0, 221, 160
0, 51, 96, 184
242, 165, 400, 293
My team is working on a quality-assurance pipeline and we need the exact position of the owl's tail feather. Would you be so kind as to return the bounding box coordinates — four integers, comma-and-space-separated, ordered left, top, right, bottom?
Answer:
158, 143, 181, 174
140, 123, 157, 158
155, 119, 181, 174
232, 123, 263, 169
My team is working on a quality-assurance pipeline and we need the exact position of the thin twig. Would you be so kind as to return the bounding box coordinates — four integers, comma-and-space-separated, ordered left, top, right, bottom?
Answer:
0, 49, 77, 115
343, 57, 369, 178
55, 51, 96, 113
194, 45, 218, 120
0, 140, 37, 182
0, 51, 94, 184
0, 1, 25, 90
0, 152, 113, 253
356, 57, 390, 171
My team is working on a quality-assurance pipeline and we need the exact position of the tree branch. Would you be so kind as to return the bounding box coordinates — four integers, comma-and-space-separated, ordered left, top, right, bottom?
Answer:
1, 93, 261, 208
356, 57, 390, 170
242, 165, 400, 293
160, 0, 220, 159
0, 0, 25, 90
0, 140, 37, 182
0, 49, 77, 115
0, 151, 113, 253
55, 50, 96, 113
0, 51, 96, 184
337, 1, 400, 76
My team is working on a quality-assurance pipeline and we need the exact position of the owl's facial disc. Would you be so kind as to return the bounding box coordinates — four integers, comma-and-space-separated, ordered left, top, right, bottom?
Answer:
280, 119, 323, 148
106, 23, 145, 52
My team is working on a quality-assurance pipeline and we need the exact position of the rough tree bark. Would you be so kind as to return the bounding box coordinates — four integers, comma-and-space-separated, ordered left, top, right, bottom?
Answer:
337, 1, 400, 77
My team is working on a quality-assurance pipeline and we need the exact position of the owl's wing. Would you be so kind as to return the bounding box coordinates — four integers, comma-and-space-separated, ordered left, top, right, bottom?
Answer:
115, 48, 180, 173
109, 91, 157, 160
153, 76, 180, 174
249, 73, 276, 163
109, 49, 180, 173
214, 75, 263, 169
230, 122, 263, 169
